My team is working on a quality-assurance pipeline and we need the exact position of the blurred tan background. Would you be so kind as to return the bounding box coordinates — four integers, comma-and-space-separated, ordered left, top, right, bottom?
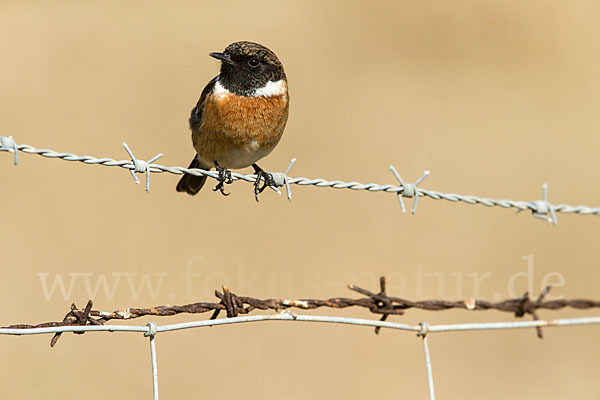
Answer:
1, 0, 599, 398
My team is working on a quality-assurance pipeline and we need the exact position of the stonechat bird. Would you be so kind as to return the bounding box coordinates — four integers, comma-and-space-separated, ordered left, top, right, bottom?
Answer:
176, 41, 289, 200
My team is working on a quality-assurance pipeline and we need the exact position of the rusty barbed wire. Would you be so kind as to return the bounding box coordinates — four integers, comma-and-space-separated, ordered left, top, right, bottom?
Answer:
1, 137, 599, 222
3, 277, 599, 346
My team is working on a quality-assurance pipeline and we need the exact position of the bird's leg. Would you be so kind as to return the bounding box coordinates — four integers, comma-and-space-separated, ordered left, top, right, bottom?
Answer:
212, 161, 233, 196
252, 163, 276, 202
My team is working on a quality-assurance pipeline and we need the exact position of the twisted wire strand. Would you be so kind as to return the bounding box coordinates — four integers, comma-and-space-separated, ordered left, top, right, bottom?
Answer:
3, 277, 600, 346
2, 140, 599, 218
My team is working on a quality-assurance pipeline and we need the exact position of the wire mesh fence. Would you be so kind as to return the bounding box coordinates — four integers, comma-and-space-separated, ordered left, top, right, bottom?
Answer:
1, 277, 599, 399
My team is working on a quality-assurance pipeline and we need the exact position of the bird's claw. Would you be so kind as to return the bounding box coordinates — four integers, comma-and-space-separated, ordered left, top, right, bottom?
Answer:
213, 163, 233, 196
253, 169, 276, 202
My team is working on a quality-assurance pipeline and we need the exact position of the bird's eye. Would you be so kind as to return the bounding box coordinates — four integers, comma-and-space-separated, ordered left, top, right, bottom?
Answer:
248, 58, 260, 68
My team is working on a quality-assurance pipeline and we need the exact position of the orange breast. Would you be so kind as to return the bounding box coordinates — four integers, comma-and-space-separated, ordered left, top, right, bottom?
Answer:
193, 88, 289, 169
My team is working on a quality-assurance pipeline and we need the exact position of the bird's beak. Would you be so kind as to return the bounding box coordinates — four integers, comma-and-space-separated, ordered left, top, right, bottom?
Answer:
209, 52, 237, 66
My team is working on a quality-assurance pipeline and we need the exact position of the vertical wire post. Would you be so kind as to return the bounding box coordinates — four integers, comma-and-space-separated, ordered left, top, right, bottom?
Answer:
417, 322, 435, 400
145, 322, 159, 400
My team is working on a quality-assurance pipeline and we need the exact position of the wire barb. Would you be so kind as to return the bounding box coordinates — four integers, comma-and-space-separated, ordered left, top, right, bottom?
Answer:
255, 159, 297, 198
50, 300, 94, 347
389, 166, 430, 214
513, 286, 552, 338
122, 142, 163, 192
269, 158, 297, 200
535, 183, 558, 224
517, 183, 558, 224
348, 276, 402, 334
0, 136, 18, 165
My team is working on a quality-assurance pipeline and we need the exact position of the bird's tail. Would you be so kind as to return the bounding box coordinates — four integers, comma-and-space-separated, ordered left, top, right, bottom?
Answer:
176, 157, 209, 196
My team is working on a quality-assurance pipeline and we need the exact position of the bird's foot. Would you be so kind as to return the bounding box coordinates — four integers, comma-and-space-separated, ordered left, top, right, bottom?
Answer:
212, 163, 233, 196
252, 164, 276, 202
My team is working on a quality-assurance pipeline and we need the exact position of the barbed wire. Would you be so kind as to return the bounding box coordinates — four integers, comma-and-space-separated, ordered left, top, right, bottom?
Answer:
3, 277, 599, 345
2, 276, 599, 400
1, 136, 599, 223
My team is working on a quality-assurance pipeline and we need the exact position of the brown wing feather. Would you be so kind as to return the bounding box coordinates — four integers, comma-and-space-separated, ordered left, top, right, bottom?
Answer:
175, 76, 219, 195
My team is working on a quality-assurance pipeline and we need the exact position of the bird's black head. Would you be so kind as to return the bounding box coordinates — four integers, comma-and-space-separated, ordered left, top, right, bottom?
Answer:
210, 41, 286, 96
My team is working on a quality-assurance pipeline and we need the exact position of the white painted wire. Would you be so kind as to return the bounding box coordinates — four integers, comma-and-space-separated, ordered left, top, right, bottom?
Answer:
2, 138, 599, 222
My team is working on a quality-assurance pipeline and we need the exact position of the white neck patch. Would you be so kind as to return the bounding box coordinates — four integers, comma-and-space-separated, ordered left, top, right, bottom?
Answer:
253, 80, 286, 97
213, 80, 230, 99
214, 79, 286, 99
